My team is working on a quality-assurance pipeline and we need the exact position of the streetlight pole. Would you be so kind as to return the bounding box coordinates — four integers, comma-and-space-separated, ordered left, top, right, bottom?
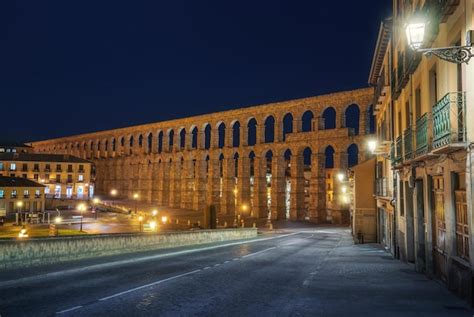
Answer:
133, 193, 139, 215
77, 203, 86, 232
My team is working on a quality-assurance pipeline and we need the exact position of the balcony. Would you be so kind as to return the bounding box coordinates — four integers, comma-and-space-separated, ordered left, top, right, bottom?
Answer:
394, 135, 403, 164
373, 68, 389, 109
375, 177, 389, 197
403, 127, 413, 161
415, 113, 431, 157
432, 92, 466, 152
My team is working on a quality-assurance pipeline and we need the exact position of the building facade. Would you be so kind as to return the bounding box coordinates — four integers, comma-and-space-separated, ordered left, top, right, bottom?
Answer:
30, 88, 375, 222
0, 153, 94, 200
0, 176, 45, 218
370, 0, 473, 303
0, 142, 31, 154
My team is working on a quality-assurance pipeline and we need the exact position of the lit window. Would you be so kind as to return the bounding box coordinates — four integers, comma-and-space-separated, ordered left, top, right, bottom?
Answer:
0, 163, 3, 170
78, 174, 84, 182
0, 190, 4, 198
23, 190, 29, 198
10, 163, 16, 171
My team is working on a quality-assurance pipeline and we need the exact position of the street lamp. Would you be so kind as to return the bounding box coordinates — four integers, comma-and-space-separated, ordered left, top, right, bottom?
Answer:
152, 209, 158, 217
92, 197, 100, 220
133, 193, 139, 215
138, 215, 144, 232
367, 140, 377, 154
406, 17, 473, 64
161, 215, 168, 225
337, 173, 344, 182
110, 189, 118, 197
77, 203, 87, 232
16, 201, 24, 225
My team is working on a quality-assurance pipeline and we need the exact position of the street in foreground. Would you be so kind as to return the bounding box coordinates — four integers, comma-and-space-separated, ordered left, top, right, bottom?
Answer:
0, 227, 471, 317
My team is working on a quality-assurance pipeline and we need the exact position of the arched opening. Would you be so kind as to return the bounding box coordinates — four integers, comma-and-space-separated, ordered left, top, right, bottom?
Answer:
138, 134, 143, 147
265, 150, 273, 213
303, 147, 312, 166
205, 155, 210, 177
157, 131, 163, 153
112, 138, 116, 152
147, 133, 153, 153
247, 118, 257, 146
168, 130, 174, 151
120, 137, 125, 147
367, 104, 375, 134
191, 127, 198, 149
233, 152, 239, 178
282, 113, 293, 141
348, 144, 359, 167
232, 121, 240, 147
324, 146, 335, 169
322, 107, 336, 129
204, 124, 211, 150
345, 104, 360, 135
302, 110, 314, 132
218, 123, 226, 148
264, 116, 275, 143
179, 128, 186, 149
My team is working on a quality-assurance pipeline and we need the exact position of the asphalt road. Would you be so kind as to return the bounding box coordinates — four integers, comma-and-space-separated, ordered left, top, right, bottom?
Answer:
0, 228, 471, 317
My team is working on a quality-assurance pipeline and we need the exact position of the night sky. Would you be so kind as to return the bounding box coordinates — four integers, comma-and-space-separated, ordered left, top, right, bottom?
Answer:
1, 1, 392, 142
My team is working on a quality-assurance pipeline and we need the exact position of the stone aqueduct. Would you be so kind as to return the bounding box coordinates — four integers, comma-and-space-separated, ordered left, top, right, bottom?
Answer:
31, 88, 374, 222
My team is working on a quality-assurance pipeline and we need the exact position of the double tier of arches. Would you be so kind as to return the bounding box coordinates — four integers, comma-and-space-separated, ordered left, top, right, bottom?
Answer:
31, 88, 374, 222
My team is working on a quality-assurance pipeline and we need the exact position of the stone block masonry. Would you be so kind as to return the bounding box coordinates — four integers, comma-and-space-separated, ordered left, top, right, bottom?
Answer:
0, 228, 257, 270
30, 87, 375, 222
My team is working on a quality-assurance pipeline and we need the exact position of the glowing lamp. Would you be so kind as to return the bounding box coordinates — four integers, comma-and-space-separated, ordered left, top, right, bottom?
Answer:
368, 140, 377, 153
406, 22, 425, 49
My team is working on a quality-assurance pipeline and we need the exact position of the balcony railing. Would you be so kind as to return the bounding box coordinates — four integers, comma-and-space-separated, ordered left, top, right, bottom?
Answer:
375, 177, 389, 197
432, 92, 466, 149
415, 113, 430, 157
394, 135, 403, 164
403, 127, 413, 161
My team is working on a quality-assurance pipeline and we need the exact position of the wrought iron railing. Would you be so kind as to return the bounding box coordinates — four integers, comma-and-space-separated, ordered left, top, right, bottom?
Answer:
395, 135, 403, 164
403, 127, 413, 160
415, 113, 430, 157
375, 177, 389, 197
432, 92, 466, 149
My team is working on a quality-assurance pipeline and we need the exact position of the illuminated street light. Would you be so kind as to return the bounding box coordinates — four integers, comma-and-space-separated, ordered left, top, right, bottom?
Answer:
138, 215, 144, 232
55, 216, 62, 224
110, 189, 118, 197
77, 203, 87, 232
367, 140, 377, 154
152, 209, 158, 217
406, 17, 473, 64
133, 193, 139, 215
161, 215, 168, 224
18, 227, 29, 239
92, 197, 100, 220
337, 173, 344, 182
341, 186, 347, 194
149, 220, 157, 231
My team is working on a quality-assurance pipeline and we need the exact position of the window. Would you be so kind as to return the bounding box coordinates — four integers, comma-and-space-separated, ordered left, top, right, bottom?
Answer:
23, 190, 29, 198
34, 174, 38, 180
67, 174, 73, 183
56, 164, 61, 172
45, 174, 50, 181
10, 163, 16, 171
0, 190, 4, 198
54, 185, 61, 198
11, 190, 17, 198
33, 163, 39, 171
22, 163, 28, 171
79, 164, 84, 172
433, 176, 446, 252
0, 162, 3, 171
45, 164, 51, 172
67, 164, 73, 172
35, 190, 41, 198
78, 174, 84, 182
56, 174, 61, 183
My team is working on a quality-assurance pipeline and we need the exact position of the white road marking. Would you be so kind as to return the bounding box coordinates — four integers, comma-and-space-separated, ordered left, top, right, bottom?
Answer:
98, 269, 201, 302
56, 305, 83, 314
241, 247, 276, 258
0, 232, 300, 289
233, 258, 240, 261
224, 260, 230, 264
214, 263, 221, 267
203, 266, 211, 270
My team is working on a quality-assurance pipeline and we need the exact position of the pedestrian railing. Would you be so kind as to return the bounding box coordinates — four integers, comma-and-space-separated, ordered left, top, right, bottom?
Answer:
432, 92, 466, 149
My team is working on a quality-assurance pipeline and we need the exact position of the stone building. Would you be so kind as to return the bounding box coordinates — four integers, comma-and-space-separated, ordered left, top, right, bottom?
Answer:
0, 176, 45, 218
0, 153, 94, 200
30, 88, 374, 222
370, 0, 473, 303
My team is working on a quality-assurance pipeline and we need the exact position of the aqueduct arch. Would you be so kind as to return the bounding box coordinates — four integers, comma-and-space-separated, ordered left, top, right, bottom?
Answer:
31, 88, 373, 222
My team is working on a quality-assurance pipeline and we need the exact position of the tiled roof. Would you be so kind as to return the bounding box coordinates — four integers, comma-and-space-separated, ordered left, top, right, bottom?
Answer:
0, 153, 91, 163
0, 176, 45, 188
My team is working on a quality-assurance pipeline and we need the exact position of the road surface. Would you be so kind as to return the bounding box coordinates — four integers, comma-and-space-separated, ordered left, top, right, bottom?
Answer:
0, 227, 471, 316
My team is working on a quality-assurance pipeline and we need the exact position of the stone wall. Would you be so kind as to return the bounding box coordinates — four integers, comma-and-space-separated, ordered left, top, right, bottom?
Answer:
0, 228, 257, 270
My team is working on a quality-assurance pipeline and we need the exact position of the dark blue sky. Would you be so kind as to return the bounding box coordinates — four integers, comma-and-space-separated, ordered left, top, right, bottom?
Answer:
1, 1, 391, 142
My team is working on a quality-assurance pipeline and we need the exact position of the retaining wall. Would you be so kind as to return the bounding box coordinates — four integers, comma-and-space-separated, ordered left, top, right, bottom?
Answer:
0, 228, 257, 270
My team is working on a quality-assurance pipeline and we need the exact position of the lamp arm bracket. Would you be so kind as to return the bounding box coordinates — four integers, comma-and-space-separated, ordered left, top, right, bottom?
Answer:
416, 45, 473, 64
